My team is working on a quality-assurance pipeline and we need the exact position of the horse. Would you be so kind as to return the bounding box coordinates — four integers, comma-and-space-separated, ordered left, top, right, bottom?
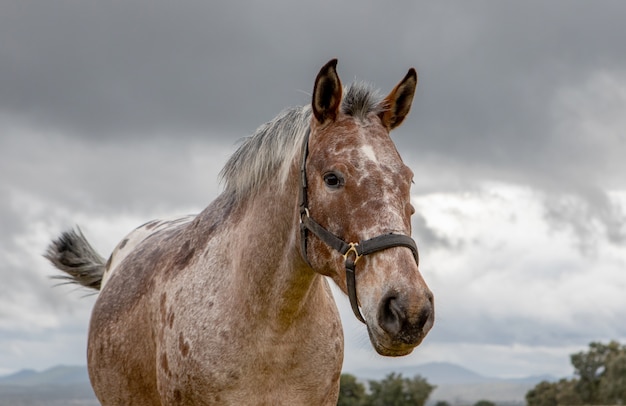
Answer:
45, 59, 434, 405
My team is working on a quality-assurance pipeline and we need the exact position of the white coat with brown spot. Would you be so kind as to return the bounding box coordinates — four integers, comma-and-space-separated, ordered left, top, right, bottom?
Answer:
45, 59, 433, 405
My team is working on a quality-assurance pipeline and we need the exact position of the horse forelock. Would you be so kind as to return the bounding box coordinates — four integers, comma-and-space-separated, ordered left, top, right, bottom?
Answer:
219, 82, 385, 203
341, 82, 385, 120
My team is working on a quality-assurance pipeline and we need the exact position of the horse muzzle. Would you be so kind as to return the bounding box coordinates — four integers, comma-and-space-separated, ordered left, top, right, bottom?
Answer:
367, 287, 434, 356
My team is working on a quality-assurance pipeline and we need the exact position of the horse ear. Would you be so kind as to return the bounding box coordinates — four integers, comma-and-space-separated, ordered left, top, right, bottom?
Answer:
379, 68, 418, 130
312, 59, 342, 124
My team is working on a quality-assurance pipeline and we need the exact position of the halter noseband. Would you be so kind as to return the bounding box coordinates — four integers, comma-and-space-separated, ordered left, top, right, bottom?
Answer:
298, 128, 419, 324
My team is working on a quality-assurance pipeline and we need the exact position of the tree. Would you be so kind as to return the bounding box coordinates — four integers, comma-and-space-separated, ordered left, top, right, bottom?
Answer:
598, 349, 626, 404
403, 374, 435, 406
526, 341, 626, 405
526, 378, 584, 406
366, 372, 435, 406
338, 374, 367, 406
473, 400, 496, 406
571, 340, 621, 403
526, 380, 559, 406
554, 379, 583, 405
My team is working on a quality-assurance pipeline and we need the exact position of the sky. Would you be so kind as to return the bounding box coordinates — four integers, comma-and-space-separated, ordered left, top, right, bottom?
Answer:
1, 1, 625, 380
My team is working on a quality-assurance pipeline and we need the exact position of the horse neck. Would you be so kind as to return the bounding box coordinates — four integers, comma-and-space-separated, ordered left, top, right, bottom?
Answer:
223, 171, 323, 326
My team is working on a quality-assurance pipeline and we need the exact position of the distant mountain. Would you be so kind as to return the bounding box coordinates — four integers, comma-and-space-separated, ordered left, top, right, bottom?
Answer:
351, 361, 557, 404
503, 373, 558, 385
0, 368, 38, 384
0, 365, 90, 386
358, 361, 492, 384
406, 362, 492, 385
356, 361, 555, 386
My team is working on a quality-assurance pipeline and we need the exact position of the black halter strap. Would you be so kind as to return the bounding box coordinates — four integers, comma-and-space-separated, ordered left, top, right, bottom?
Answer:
298, 128, 419, 324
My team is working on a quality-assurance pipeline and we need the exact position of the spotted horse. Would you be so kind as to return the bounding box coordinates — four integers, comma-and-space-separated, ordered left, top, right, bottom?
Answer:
46, 59, 434, 405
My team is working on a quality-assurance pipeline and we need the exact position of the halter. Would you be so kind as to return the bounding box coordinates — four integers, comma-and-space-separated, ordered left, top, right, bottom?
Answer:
298, 128, 419, 324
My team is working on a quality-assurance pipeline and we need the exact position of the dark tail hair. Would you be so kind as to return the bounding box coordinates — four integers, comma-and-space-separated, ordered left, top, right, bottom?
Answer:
45, 228, 105, 291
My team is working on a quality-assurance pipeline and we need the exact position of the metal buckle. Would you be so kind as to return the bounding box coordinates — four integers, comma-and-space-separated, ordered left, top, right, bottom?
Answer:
343, 243, 362, 264
299, 207, 310, 223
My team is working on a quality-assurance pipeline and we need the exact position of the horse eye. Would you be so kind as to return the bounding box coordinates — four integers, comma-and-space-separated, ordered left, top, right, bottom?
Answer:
323, 172, 343, 188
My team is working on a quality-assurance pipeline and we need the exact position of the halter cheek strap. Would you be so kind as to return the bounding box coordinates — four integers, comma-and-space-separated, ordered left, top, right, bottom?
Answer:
298, 128, 419, 324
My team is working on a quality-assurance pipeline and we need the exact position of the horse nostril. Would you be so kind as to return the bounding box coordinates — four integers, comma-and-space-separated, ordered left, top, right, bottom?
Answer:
378, 295, 405, 336
416, 301, 433, 331
378, 292, 434, 340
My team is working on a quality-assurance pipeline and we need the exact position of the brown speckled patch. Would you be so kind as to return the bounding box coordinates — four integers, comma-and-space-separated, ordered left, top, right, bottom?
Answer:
160, 352, 170, 376
178, 333, 190, 357
139, 219, 160, 230
159, 293, 167, 324
173, 240, 194, 271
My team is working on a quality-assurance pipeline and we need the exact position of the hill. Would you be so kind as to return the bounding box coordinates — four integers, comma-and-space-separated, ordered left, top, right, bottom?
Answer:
0, 365, 90, 386
0, 366, 96, 406
394, 362, 492, 385
352, 362, 556, 404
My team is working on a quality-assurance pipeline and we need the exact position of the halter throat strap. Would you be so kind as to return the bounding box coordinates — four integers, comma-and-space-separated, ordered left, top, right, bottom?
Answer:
298, 128, 419, 324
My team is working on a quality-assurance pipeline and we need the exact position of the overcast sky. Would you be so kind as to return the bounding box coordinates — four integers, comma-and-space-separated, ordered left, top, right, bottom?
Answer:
1, 1, 625, 380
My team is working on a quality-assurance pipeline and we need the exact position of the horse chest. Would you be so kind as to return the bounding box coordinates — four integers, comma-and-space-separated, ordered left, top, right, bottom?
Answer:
157, 314, 342, 404
153, 274, 343, 404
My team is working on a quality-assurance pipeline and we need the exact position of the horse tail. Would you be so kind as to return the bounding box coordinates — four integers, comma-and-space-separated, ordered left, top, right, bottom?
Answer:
45, 227, 106, 291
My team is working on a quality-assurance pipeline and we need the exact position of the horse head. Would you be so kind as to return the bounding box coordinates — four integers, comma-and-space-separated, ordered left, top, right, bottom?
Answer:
301, 59, 434, 356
